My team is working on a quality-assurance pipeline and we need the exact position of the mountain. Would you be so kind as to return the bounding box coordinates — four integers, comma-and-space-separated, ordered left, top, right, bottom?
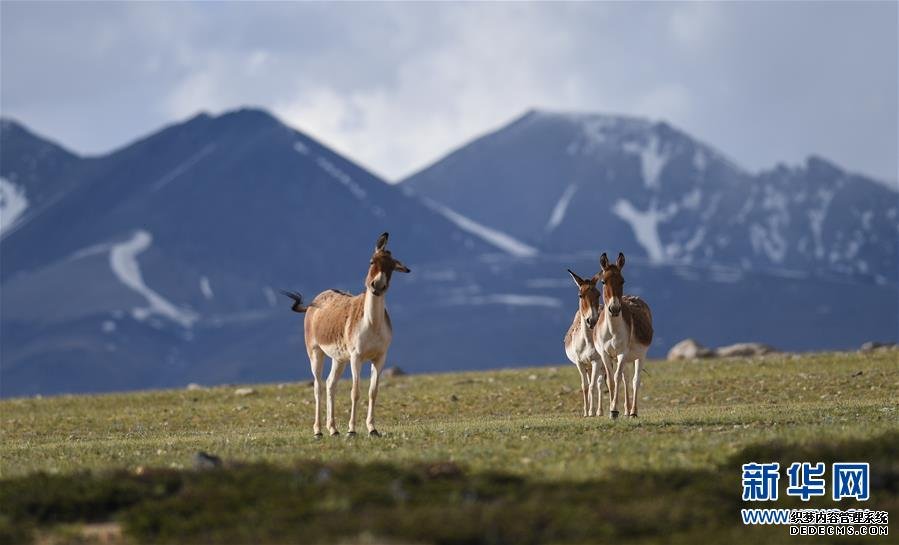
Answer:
2, 108, 897, 397
0, 109, 497, 396
403, 110, 899, 284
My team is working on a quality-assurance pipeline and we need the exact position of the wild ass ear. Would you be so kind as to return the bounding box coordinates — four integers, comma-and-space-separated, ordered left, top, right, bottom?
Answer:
616, 252, 625, 270
567, 269, 585, 287
394, 260, 411, 273
375, 232, 389, 251
599, 252, 610, 270
590, 272, 602, 285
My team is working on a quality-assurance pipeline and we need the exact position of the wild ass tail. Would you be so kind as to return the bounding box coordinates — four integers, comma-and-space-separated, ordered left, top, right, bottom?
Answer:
279, 289, 311, 313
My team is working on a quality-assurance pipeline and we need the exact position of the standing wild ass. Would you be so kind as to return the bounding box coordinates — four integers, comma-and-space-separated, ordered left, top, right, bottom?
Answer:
592, 252, 654, 418
281, 232, 410, 437
564, 269, 611, 416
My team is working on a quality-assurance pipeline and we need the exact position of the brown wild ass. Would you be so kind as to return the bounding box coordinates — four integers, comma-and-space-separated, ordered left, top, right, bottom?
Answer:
282, 232, 410, 437
592, 252, 653, 418
564, 269, 611, 416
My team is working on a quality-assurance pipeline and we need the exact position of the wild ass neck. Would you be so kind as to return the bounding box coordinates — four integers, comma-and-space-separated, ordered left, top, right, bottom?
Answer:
604, 306, 629, 339
363, 289, 387, 327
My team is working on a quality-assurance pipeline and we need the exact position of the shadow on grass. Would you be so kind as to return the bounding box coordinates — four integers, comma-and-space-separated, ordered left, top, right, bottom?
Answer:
2, 433, 896, 544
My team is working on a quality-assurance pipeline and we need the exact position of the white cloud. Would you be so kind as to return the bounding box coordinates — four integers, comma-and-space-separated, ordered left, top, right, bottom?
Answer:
668, 3, 724, 50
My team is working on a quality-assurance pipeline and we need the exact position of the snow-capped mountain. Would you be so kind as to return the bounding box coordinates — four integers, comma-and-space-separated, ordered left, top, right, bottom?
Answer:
1, 108, 896, 397
403, 110, 898, 283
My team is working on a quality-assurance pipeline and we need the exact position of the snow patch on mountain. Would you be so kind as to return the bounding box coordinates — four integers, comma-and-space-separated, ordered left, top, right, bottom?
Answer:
448, 293, 562, 308
566, 117, 616, 155
546, 184, 578, 232
316, 156, 366, 199
749, 186, 791, 263
667, 226, 707, 259
423, 198, 538, 257
623, 134, 667, 188
749, 222, 788, 263
808, 188, 835, 258
612, 199, 676, 263
681, 188, 702, 210
200, 276, 214, 300
69, 242, 114, 261
263, 287, 277, 307
109, 230, 198, 327
0, 176, 28, 235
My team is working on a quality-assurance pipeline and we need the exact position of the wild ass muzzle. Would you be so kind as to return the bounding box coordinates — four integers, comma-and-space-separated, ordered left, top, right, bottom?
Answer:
282, 232, 410, 437
564, 269, 611, 417
592, 252, 654, 418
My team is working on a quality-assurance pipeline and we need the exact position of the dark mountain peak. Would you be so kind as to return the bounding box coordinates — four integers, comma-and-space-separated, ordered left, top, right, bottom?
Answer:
0, 118, 79, 160
805, 154, 844, 177
522, 108, 655, 132
212, 106, 284, 129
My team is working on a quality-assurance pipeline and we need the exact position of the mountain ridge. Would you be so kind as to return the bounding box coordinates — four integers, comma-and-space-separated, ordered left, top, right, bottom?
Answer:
402, 108, 898, 284
2, 107, 896, 397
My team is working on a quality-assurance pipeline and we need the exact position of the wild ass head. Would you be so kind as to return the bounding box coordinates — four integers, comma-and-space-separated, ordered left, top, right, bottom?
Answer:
367, 232, 410, 296
567, 268, 602, 329
599, 252, 626, 317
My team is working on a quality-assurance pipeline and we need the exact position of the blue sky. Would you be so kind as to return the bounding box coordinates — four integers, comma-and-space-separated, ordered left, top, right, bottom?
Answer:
1, 1, 896, 184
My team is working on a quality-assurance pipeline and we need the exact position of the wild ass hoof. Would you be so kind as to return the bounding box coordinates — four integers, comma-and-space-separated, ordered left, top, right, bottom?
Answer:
330, 430, 340, 437
628, 413, 638, 418
313, 432, 323, 439
610, 410, 620, 419
369, 429, 381, 438
346, 431, 357, 438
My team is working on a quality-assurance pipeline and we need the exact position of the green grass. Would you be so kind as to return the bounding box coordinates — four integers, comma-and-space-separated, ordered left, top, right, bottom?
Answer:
1, 351, 897, 543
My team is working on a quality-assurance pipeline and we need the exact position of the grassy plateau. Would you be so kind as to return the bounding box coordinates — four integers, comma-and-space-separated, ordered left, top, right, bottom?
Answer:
1, 350, 897, 544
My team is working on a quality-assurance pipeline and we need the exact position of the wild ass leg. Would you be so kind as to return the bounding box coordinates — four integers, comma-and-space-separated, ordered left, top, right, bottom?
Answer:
348, 355, 363, 436
586, 362, 599, 416
326, 359, 346, 436
593, 360, 604, 416
578, 363, 591, 417
629, 358, 642, 417
367, 354, 387, 436
309, 348, 325, 437
622, 361, 632, 418
610, 354, 626, 419
600, 357, 613, 417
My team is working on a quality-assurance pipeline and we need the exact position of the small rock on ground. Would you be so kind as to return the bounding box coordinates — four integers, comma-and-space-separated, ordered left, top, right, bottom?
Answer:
194, 451, 223, 469
667, 338, 714, 360
715, 342, 778, 358
860, 341, 897, 353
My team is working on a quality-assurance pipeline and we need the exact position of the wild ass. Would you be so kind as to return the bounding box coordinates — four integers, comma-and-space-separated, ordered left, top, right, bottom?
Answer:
592, 252, 654, 418
281, 232, 410, 437
564, 269, 611, 417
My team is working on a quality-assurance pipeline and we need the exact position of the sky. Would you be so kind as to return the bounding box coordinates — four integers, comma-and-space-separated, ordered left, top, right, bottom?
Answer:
1, 1, 896, 184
